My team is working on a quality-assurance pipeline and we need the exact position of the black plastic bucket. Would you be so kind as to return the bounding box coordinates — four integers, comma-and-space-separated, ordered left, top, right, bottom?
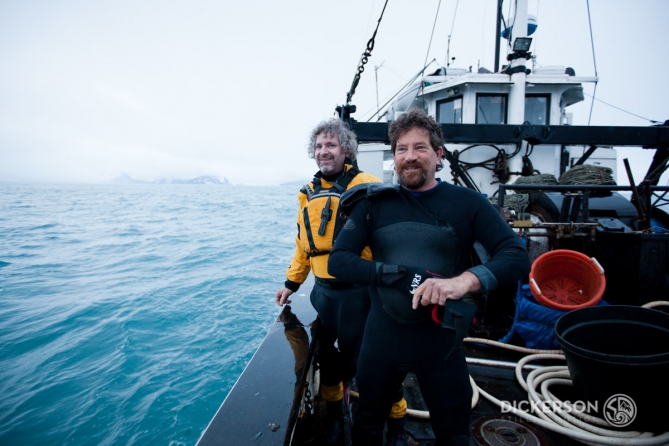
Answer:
554, 305, 669, 432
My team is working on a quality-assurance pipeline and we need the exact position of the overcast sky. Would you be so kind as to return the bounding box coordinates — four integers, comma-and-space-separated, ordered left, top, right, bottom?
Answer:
1, 0, 667, 185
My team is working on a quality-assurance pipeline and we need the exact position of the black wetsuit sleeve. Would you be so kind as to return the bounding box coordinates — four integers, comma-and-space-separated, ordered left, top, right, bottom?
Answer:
328, 199, 378, 285
469, 194, 531, 290
284, 279, 301, 292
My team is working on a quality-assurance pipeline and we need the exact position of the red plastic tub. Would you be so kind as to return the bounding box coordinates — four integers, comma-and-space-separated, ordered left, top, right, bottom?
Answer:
529, 249, 605, 311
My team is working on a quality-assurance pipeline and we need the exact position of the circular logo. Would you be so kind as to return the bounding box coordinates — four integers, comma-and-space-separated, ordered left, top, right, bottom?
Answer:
604, 394, 637, 427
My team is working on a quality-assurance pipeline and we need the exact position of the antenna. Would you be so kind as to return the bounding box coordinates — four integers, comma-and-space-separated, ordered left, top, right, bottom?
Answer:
444, 0, 460, 68
446, 35, 452, 67
375, 61, 385, 117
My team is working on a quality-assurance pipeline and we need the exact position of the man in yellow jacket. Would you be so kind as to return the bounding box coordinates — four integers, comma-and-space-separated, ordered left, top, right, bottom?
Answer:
275, 119, 406, 444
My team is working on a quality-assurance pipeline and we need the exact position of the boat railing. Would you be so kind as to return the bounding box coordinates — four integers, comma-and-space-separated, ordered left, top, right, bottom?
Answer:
498, 184, 669, 239
352, 121, 669, 147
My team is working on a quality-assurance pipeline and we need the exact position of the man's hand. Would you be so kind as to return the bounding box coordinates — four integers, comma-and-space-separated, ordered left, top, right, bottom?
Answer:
275, 287, 294, 306
411, 272, 481, 309
379, 265, 435, 294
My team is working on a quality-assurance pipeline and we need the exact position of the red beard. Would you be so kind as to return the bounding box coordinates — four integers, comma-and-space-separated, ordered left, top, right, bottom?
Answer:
397, 162, 428, 189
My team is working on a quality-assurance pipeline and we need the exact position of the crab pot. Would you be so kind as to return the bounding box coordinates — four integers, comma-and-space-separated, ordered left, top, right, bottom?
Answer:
555, 305, 669, 432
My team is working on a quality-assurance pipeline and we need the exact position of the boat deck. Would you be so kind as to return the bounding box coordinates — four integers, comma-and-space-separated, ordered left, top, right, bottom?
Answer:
325, 343, 583, 446
197, 277, 588, 446
196, 277, 318, 446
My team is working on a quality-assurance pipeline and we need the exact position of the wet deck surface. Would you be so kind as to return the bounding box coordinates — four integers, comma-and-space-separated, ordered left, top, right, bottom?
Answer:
197, 277, 317, 446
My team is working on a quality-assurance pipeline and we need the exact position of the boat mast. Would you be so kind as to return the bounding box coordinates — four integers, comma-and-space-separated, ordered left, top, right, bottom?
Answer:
507, 0, 528, 125
494, 1, 502, 73
505, 0, 530, 181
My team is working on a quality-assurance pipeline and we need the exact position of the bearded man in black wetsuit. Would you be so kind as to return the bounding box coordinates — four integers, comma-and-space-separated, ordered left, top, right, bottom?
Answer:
328, 109, 531, 445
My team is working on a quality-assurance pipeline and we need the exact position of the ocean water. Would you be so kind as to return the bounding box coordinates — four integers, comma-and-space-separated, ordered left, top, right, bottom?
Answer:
0, 183, 299, 445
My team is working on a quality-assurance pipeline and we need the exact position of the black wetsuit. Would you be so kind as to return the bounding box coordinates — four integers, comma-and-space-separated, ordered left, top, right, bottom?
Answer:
328, 182, 531, 445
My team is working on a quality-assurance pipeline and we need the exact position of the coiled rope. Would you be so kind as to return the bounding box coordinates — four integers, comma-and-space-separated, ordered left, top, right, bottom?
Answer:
491, 165, 615, 210
490, 193, 529, 211
394, 301, 669, 444
559, 164, 615, 185
508, 174, 559, 201
401, 345, 669, 444
514, 173, 559, 187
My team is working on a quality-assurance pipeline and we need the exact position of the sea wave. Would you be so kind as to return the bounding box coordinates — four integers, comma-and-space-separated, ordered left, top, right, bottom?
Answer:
0, 183, 297, 445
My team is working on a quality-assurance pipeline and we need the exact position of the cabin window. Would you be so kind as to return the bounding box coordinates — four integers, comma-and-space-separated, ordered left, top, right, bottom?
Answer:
525, 95, 550, 125
476, 94, 507, 124
437, 97, 463, 124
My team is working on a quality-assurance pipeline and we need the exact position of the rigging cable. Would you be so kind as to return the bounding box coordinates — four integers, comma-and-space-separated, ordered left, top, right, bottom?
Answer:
494, 0, 509, 72
653, 191, 669, 206
586, 0, 598, 125
423, 0, 443, 72
363, 0, 378, 38
583, 92, 661, 124
345, 0, 389, 104
499, 0, 509, 45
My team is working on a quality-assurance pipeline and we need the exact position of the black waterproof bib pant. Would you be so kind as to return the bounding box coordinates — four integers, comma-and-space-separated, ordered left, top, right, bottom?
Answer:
310, 281, 371, 388
353, 294, 471, 445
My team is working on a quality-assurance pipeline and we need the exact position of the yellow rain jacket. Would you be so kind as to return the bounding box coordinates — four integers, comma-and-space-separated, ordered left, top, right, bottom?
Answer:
285, 164, 380, 288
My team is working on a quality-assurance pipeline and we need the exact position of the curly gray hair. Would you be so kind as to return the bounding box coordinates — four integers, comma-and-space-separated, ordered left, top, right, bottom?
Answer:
307, 119, 358, 160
